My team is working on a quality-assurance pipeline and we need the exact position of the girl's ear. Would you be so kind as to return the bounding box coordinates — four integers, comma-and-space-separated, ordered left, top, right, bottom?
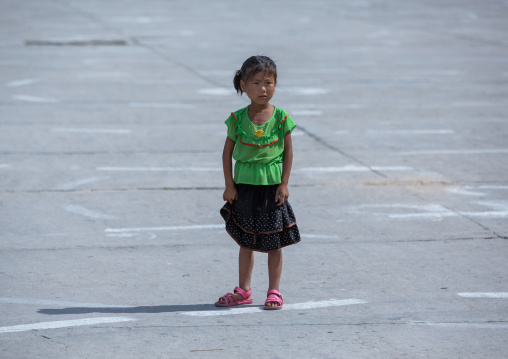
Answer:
240, 80, 246, 92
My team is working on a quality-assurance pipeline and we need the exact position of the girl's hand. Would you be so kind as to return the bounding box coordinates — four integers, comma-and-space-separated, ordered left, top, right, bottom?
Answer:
223, 185, 238, 204
275, 183, 289, 206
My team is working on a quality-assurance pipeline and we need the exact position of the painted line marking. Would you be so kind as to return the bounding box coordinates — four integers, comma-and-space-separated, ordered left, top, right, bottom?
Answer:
13, 95, 60, 103
446, 187, 485, 196
129, 102, 195, 109
180, 299, 367, 317
393, 149, 508, 156
291, 110, 323, 116
106, 233, 139, 238
76, 72, 129, 79
297, 165, 413, 172
0, 164, 11, 169
52, 128, 131, 134
301, 234, 339, 239
478, 185, 508, 190
197, 88, 236, 96
0, 317, 136, 334
279, 87, 329, 95
365, 129, 454, 135
54, 176, 110, 190
0, 297, 133, 308
458, 292, 508, 299
410, 70, 463, 76
63, 205, 119, 220
105, 224, 223, 233
350, 202, 508, 220
289, 103, 364, 109
97, 167, 221, 172
6, 79, 40, 87
451, 102, 506, 108
110, 17, 154, 24
412, 322, 508, 329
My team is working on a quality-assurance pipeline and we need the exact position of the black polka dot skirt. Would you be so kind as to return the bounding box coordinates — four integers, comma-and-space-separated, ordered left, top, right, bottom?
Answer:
220, 183, 301, 253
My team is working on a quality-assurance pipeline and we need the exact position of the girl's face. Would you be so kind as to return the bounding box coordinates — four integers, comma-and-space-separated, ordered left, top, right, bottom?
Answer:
241, 71, 276, 106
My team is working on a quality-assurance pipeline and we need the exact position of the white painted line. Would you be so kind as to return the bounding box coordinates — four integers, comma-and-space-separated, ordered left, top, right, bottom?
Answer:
110, 16, 154, 24
0, 317, 136, 334
106, 233, 138, 238
290, 131, 304, 136
197, 88, 236, 96
289, 103, 364, 109
288, 68, 351, 74
0, 297, 132, 308
290, 110, 323, 116
178, 30, 194, 36
279, 88, 329, 95
6, 78, 40, 87
297, 165, 412, 172
54, 176, 110, 190
351, 202, 508, 220
76, 72, 129, 79
388, 212, 456, 220
301, 234, 339, 239
63, 205, 119, 220
198, 70, 233, 76
13, 95, 60, 103
129, 102, 194, 109
412, 322, 508, 329
180, 299, 367, 317
0, 164, 11, 169
478, 185, 508, 190
52, 128, 131, 134
446, 187, 485, 196
411, 70, 463, 76
97, 167, 221, 172
105, 224, 223, 233
392, 210, 508, 220
393, 149, 508, 155
451, 102, 506, 108
366, 129, 454, 135
285, 299, 367, 310
458, 292, 508, 299
462, 211, 508, 218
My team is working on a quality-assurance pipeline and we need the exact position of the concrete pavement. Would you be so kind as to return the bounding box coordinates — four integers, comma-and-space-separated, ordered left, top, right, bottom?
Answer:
1, 1, 507, 358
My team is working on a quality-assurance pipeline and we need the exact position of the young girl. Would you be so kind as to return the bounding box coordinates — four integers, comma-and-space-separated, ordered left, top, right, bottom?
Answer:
216, 55, 300, 310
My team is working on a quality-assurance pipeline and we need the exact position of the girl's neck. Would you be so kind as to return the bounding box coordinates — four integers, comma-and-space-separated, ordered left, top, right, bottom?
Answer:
248, 103, 274, 126
249, 102, 272, 115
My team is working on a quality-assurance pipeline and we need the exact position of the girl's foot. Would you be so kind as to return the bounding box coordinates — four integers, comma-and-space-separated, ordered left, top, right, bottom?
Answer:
264, 289, 283, 310
215, 286, 252, 307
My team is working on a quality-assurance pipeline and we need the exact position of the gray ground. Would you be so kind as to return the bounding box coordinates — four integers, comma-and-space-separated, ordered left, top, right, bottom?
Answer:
1, 1, 507, 358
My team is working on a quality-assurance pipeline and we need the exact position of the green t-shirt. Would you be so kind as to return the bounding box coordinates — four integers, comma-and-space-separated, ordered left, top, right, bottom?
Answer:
225, 106, 296, 185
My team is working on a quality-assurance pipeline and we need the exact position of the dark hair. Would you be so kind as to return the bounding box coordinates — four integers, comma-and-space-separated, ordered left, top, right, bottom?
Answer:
233, 55, 277, 95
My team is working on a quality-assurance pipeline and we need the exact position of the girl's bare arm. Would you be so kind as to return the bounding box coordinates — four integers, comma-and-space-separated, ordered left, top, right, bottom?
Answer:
222, 137, 237, 204
276, 131, 293, 206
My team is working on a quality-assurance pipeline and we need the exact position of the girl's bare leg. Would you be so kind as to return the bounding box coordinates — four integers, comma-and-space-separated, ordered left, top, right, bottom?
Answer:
237, 246, 254, 299
267, 248, 283, 307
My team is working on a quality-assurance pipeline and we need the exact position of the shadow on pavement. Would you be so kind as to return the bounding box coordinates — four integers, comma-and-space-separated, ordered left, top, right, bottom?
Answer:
38, 304, 260, 315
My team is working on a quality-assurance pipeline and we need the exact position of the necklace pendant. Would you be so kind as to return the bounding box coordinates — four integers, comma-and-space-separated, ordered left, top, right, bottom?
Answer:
254, 130, 264, 137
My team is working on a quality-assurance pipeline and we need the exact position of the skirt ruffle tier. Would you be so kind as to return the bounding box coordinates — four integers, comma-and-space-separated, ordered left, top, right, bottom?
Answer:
220, 184, 301, 253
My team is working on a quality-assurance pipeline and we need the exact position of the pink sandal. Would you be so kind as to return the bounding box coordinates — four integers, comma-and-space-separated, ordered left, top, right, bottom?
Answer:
264, 289, 283, 310
215, 286, 252, 307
